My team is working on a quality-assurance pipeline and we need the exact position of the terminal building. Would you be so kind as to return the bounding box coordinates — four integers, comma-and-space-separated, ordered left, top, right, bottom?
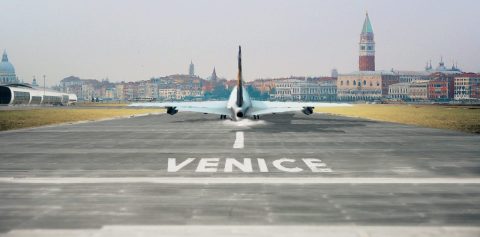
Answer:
0, 84, 77, 105
0, 50, 76, 105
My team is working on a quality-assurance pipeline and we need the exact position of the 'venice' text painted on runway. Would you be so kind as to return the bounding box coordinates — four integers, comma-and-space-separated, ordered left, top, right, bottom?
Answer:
167, 158, 333, 173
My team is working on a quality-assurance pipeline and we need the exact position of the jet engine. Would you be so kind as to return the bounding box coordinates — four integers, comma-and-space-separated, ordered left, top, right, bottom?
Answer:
166, 107, 178, 115
302, 106, 314, 115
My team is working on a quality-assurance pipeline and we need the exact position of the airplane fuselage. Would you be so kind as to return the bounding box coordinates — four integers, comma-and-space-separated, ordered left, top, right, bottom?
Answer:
227, 86, 251, 121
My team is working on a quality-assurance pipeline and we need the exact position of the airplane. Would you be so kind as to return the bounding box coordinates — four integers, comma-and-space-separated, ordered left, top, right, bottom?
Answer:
129, 46, 350, 121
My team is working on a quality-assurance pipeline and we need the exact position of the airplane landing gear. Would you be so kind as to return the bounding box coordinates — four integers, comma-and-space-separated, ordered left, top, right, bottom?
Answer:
253, 115, 260, 120
220, 115, 227, 120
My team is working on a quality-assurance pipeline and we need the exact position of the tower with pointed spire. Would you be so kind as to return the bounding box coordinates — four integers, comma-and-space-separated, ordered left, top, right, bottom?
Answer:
189, 61, 195, 76
359, 12, 375, 71
210, 67, 217, 81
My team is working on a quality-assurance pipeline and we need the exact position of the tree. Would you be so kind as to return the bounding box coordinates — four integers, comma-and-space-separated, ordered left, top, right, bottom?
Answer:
204, 85, 230, 100
247, 85, 270, 100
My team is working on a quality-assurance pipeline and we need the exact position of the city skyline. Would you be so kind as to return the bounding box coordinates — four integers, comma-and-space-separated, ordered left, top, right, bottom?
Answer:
1, 0, 479, 86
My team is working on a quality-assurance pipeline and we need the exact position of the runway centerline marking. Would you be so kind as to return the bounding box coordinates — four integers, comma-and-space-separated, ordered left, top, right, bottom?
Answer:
233, 131, 244, 149
1, 177, 480, 184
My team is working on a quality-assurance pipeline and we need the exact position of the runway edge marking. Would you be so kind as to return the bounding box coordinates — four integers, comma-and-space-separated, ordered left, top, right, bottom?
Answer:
1, 177, 480, 184
2, 225, 480, 237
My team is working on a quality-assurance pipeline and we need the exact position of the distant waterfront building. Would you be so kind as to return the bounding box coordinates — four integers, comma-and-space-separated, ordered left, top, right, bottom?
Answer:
425, 58, 462, 75
273, 78, 318, 101
337, 71, 399, 101
60, 76, 89, 100
388, 83, 410, 100
138, 80, 158, 100
159, 88, 177, 100
158, 88, 202, 101
0, 50, 19, 84
319, 83, 337, 101
428, 73, 455, 101
60, 76, 83, 91
272, 78, 334, 101
189, 61, 195, 76
409, 80, 429, 101
124, 82, 139, 101
393, 70, 430, 83
359, 13, 375, 71
105, 87, 116, 99
454, 73, 480, 101
115, 83, 125, 100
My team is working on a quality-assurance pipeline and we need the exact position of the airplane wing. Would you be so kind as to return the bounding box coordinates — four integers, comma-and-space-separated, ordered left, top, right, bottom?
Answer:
247, 101, 351, 116
129, 101, 230, 115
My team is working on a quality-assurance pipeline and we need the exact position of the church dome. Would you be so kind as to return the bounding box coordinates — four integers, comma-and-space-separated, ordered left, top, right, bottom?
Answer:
0, 51, 15, 75
0, 61, 15, 74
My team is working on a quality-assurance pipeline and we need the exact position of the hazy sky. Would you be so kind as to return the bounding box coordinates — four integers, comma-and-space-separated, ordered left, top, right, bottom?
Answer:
1, 0, 479, 85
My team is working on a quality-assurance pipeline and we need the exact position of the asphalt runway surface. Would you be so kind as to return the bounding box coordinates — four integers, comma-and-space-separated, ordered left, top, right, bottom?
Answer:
0, 112, 479, 236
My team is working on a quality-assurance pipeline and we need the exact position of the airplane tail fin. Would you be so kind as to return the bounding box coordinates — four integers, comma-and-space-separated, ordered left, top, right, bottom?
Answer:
236, 46, 243, 107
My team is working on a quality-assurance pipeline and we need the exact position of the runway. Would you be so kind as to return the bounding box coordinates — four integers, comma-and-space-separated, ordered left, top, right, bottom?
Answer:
0, 112, 479, 236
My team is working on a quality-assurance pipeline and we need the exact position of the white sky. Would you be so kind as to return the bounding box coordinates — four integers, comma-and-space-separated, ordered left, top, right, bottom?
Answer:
1, 0, 479, 85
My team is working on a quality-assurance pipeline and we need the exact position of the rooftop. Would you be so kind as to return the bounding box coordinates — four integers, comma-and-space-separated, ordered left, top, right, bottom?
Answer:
339, 70, 396, 76
361, 13, 373, 34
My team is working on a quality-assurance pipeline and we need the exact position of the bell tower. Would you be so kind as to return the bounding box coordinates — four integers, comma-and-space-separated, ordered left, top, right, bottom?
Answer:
359, 12, 375, 71
189, 60, 195, 76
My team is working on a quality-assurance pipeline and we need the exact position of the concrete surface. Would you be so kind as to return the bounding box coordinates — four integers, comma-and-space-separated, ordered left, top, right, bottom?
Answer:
0, 112, 479, 236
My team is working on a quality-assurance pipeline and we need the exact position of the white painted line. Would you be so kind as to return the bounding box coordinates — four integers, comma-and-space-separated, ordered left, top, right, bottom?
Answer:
1, 177, 480, 184
233, 131, 244, 149
2, 225, 480, 237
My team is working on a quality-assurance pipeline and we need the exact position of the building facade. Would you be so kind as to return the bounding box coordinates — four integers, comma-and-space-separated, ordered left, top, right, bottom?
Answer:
273, 78, 323, 101
394, 71, 430, 83
409, 80, 429, 100
337, 71, 399, 101
319, 83, 337, 101
388, 83, 410, 100
454, 73, 480, 101
428, 73, 454, 101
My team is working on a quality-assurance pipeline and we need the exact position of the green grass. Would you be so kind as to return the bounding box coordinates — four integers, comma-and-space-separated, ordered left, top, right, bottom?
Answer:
315, 104, 480, 133
0, 108, 164, 131
3, 104, 478, 133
